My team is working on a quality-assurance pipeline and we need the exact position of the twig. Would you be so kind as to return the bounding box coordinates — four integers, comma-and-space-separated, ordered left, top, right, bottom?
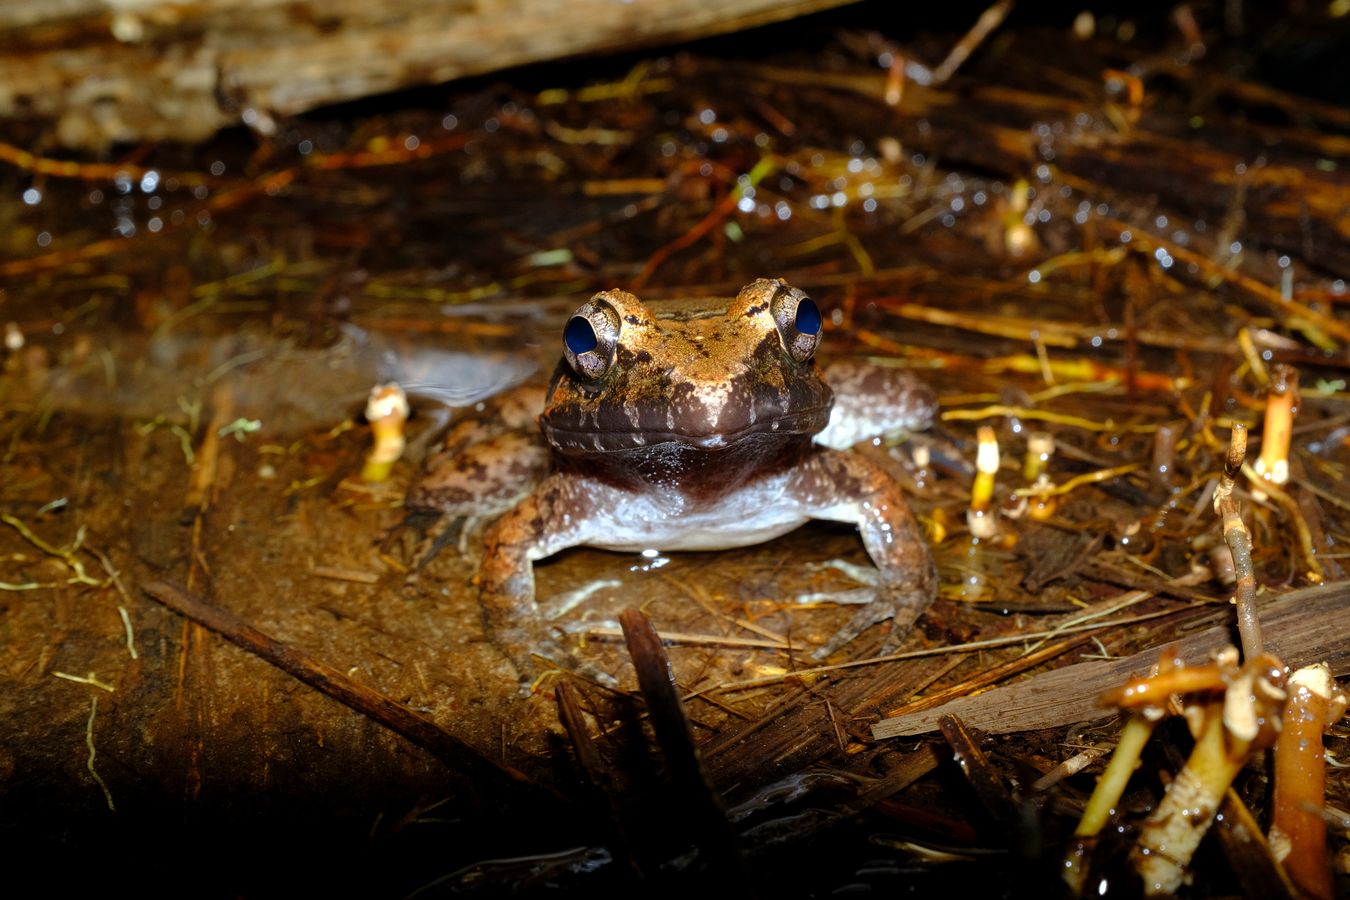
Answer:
1215, 424, 1262, 660
931, 1, 1014, 85
579, 626, 790, 650
630, 157, 775, 289
0, 514, 102, 586
1012, 463, 1142, 498
725, 603, 1193, 694
1240, 461, 1326, 583
117, 606, 139, 660
620, 608, 746, 883
54, 671, 116, 692
882, 636, 1088, 719
85, 696, 115, 812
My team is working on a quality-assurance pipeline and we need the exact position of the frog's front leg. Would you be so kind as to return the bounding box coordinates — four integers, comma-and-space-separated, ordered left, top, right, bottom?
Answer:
789, 448, 936, 659
478, 472, 612, 688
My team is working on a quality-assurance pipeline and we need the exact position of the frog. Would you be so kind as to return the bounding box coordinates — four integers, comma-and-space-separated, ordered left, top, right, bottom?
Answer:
406, 278, 937, 688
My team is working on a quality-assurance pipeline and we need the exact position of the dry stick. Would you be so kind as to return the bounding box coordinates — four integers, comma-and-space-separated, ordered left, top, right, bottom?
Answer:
554, 681, 644, 881
1240, 461, 1326, 584
1215, 424, 1263, 660
930, 0, 1013, 85
882, 635, 1089, 719
938, 714, 1018, 832
140, 580, 547, 796
620, 608, 745, 884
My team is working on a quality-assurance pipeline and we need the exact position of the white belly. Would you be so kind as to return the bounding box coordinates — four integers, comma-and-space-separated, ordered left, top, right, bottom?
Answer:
583, 472, 811, 553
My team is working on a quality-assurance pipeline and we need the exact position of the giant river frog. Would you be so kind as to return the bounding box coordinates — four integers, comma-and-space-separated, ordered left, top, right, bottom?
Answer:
407, 278, 937, 686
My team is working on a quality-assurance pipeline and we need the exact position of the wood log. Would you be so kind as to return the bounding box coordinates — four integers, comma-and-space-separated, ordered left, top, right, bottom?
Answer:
0, 0, 854, 149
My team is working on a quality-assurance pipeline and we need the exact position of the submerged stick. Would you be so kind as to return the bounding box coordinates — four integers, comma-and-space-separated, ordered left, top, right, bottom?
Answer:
141, 580, 546, 795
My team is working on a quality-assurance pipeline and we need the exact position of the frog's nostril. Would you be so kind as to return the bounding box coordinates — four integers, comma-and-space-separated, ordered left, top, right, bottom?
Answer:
565, 316, 598, 354
795, 297, 821, 336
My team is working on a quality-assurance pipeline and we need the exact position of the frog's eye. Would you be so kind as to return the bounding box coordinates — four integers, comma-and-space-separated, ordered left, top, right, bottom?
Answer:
562, 299, 621, 379
770, 287, 823, 363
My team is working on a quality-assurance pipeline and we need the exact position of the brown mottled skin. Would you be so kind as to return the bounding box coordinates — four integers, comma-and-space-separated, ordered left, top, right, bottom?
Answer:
408, 279, 937, 687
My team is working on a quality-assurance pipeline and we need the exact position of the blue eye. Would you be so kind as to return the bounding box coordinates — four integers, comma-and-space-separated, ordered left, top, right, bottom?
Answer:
768, 284, 824, 362
564, 316, 598, 354
794, 297, 821, 335
563, 297, 622, 378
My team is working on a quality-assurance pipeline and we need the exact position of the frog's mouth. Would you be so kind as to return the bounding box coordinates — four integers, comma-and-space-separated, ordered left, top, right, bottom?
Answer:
541, 404, 832, 454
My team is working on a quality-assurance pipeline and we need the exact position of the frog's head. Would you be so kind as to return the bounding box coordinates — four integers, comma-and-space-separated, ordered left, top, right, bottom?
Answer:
541, 278, 834, 454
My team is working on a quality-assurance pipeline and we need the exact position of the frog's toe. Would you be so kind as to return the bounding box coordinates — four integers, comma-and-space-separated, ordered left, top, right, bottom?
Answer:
807, 559, 882, 587
795, 559, 881, 608
489, 618, 622, 693
810, 602, 891, 660
521, 633, 620, 691
795, 586, 876, 607
809, 589, 930, 660
408, 513, 468, 570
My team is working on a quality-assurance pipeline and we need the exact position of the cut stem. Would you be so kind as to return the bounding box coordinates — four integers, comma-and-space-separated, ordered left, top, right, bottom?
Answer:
967, 425, 1000, 538
1270, 664, 1348, 900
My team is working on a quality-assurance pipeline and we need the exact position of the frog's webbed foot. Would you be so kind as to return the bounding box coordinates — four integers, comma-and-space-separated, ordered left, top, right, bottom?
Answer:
405, 511, 469, 571
487, 609, 621, 695
519, 580, 627, 691
809, 584, 933, 660
394, 511, 481, 598
795, 563, 931, 660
